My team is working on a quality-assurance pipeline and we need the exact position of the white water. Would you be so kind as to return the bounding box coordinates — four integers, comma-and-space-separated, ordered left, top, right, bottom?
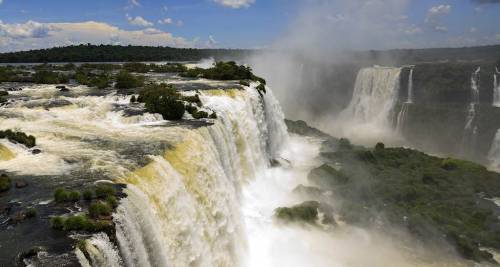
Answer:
112, 84, 289, 267
494, 67, 500, 107
461, 67, 481, 157
396, 67, 414, 134
336, 66, 402, 144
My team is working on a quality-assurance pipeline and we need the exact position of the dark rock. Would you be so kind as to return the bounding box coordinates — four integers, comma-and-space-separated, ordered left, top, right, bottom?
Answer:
31, 148, 42, 155
57, 86, 69, 92
269, 159, 281, 167
15, 181, 28, 189
0, 174, 12, 192
9, 212, 26, 223
17, 246, 45, 266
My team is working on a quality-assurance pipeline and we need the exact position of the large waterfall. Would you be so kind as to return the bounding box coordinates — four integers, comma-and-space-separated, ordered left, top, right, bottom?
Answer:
336, 66, 402, 143
108, 85, 289, 267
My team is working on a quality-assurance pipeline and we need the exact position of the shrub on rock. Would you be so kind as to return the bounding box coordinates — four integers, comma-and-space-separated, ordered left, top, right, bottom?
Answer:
274, 201, 320, 224
54, 188, 69, 203
0, 174, 12, 192
138, 83, 185, 120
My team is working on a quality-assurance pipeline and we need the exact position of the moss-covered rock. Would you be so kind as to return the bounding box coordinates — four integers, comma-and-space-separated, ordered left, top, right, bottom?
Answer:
274, 201, 320, 224
308, 164, 349, 188
0, 174, 12, 192
137, 83, 185, 120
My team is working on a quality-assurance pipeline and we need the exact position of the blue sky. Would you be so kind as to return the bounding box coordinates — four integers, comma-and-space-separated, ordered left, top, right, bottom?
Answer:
0, 0, 499, 52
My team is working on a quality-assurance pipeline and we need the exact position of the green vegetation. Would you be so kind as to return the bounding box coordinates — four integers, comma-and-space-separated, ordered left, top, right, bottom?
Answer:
89, 202, 112, 219
68, 191, 81, 202
315, 138, 500, 262
275, 201, 320, 224
0, 44, 250, 63
0, 130, 36, 148
33, 70, 69, 84
50, 216, 65, 230
105, 196, 118, 208
308, 164, 349, 188
95, 184, 116, 199
114, 71, 144, 89
181, 61, 266, 86
25, 208, 37, 218
74, 70, 111, 89
137, 83, 185, 120
83, 189, 93, 201
0, 174, 12, 192
54, 188, 69, 203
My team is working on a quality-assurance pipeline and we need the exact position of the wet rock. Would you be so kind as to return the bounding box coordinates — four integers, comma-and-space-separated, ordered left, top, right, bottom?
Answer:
31, 149, 42, 155
269, 159, 281, 167
17, 246, 46, 266
15, 181, 28, 189
44, 99, 72, 109
10, 212, 26, 224
56, 86, 69, 92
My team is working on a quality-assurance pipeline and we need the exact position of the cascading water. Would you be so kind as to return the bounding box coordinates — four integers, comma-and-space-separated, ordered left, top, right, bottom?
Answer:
396, 66, 414, 134
111, 84, 289, 267
494, 67, 500, 107
337, 66, 402, 143
461, 67, 481, 157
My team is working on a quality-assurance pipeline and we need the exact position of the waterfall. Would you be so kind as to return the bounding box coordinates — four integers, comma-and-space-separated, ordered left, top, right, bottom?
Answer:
494, 67, 500, 107
112, 85, 288, 267
76, 233, 123, 267
489, 130, 500, 171
396, 66, 414, 134
461, 67, 481, 157
337, 66, 402, 142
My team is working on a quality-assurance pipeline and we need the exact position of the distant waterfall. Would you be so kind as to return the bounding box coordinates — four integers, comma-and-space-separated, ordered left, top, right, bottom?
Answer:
111, 85, 288, 267
494, 67, 500, 107
462, 67, 481, 157
341, 66, 402, 130
396, 66, 414, 134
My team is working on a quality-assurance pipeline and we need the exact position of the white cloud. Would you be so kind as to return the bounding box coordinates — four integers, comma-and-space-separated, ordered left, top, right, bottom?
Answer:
470, 27, 477, 33
0, 20, 53, 39
158, 18, 173, 25
125, 0, 140, 9
427, 4, 451, 18
404, 25, 422, 35
0, 0, 3, 5
434, 26, 448, 32
126, 14, 153, 27
425, 4, 451, 33
213, 0, 255, 8
0, 21, 194, 52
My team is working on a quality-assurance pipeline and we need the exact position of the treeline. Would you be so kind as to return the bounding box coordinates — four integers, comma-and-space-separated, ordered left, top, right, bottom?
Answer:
0, 44, 252, 63
355, 45, 500, 65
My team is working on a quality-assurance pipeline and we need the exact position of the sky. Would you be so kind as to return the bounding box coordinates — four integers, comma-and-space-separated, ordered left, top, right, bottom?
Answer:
0, 0, 499, 52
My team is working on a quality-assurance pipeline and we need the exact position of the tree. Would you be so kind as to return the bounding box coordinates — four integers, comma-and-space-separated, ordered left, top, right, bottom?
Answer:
138, 83, 186, 120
